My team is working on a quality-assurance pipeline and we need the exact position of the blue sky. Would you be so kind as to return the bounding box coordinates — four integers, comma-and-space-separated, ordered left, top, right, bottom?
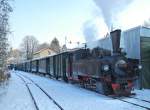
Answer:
9, 0, 150, 49
9, 0, 96, 48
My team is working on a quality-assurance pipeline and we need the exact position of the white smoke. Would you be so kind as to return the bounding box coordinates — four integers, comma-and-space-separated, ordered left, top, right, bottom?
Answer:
83, 21, 98, 43
83, 0, 133, 43
82, 21, 111, 49
83, 18, 108, 43
93, 0, 133, 28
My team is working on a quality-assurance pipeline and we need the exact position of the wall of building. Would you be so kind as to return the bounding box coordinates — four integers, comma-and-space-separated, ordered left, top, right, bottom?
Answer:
140, 37, 150, 88
33, 48, 56, 59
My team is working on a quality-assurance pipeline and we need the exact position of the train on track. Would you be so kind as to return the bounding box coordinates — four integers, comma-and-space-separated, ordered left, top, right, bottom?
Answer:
14, 29, 142, 96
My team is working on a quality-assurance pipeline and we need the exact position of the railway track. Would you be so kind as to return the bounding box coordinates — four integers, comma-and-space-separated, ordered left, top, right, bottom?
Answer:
80, 85, 150, 110
115, 97, 150, 110
128, 96, 150, 104
16, 73, 64, 110
16, 74, 39, 110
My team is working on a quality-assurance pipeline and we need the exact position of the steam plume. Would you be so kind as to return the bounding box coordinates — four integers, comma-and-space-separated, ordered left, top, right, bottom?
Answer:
83, 21, 98, 43
93, 0, 132, 28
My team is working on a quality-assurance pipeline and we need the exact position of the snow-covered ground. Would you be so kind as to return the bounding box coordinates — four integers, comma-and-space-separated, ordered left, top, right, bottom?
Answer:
134, 89, 150, 101
0, 70, 150, 110
27, 81, 60, 110
0, 72, 36, 110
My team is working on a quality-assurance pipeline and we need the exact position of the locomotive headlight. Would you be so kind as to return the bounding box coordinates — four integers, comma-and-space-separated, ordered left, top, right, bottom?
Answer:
138, 65, 142, 70
103, 65, 109, 71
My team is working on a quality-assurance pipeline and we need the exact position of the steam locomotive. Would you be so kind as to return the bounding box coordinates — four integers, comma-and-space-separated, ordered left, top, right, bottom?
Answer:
15, 29, 142, 96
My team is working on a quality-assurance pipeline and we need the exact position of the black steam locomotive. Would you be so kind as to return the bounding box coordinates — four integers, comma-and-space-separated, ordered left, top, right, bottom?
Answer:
15, 29, 142, 96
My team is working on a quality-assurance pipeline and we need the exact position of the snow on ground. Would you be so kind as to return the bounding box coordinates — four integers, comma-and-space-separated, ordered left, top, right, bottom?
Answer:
1, 70, 150, 110
0, 71, 36, 110
134, 89, 150, 101
21, 75, 60, 110
16, 70, 150, 110
121, 97, 150, 108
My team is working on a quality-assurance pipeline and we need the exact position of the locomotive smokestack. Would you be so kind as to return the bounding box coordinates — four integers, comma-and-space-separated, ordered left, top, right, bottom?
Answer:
110, 29, 121, 54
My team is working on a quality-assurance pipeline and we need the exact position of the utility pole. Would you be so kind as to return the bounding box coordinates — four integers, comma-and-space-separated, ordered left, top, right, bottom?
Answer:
65, 36, 67, 46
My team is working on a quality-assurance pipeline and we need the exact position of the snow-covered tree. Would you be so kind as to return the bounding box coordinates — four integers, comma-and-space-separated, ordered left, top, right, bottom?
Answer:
7, 48, 23, 64
0, 0, 12, 75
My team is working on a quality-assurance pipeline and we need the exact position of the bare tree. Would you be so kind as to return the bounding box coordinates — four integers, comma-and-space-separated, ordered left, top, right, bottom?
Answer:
50, 37, 60, 53
21, 36, 39, 60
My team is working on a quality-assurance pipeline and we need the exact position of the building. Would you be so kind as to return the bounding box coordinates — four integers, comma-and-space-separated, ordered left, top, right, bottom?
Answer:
123, 26, 150, 89
33, 48, 56, 59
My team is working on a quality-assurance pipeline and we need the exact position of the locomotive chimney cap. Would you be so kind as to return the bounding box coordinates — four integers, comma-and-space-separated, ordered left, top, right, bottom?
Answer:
110, 29, 121, 55
110, 29, 121, 34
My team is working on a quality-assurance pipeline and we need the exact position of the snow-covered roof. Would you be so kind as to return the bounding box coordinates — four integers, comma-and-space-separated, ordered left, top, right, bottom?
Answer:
33, 47, 57, 55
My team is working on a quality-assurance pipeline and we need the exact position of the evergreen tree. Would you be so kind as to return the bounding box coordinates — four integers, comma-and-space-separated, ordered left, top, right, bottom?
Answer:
50, 37, 60, 53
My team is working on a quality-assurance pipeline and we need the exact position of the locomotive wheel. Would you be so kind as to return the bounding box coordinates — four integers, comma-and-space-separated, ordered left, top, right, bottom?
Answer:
96, 82, 105, 94
56, 75, 58, 80
68, 79, 73, 84
96, 81, 112, 95
63, 76, 68, 83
